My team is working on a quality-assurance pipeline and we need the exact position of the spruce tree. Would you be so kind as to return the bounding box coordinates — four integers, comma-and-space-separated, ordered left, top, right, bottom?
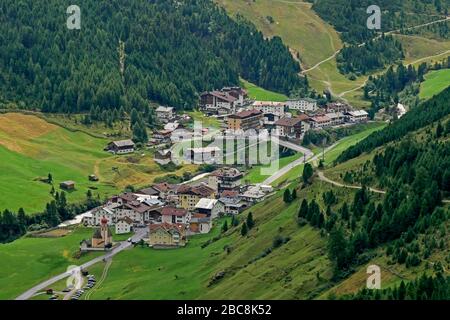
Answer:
298, 199, 309, 218
222, 220, 228, 233
246, 212, 255, 230
241, 222, 248, 236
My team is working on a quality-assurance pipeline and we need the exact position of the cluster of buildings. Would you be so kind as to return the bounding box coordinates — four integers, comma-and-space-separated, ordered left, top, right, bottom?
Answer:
217, 100, 368, 140
200, 87, 248, 115
82, 167, 273, 249
199, 87, 368, 141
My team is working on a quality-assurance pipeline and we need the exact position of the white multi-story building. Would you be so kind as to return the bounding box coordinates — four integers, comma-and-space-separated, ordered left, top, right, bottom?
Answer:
346, 110, 369, 123
115, 217, 133, 235
250, 101, 286, 117
325, 112, 346, 126
286, 98, 318, 112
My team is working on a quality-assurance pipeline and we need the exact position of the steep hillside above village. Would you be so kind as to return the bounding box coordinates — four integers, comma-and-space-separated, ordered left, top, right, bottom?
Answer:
0, 0, 306, 112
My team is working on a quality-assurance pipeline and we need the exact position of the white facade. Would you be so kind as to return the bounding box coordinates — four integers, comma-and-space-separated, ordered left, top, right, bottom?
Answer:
325, 112, 345, 126
251, 101, 286, 117
156, 106, 174, 122
83, 207, 115, 227
346, 110, 369, 123
286, 99, 318, 112
195, 198, 224, 220
115, 220, 132, 235
162, 212, 191, 224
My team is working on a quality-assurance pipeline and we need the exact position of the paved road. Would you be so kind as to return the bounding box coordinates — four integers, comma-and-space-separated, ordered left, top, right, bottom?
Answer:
15, 229, 147, 300
278, 139, 314, 157
263, 143, 338, 186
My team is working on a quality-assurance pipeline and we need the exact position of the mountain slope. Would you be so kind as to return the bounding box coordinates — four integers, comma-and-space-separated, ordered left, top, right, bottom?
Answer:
0, 0, 305, 112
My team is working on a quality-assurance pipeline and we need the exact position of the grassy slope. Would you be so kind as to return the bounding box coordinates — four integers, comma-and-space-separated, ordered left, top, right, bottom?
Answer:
0, 227, 101, 300
244, 152, 302, 184
0, 113, 195, 213
215, 0, 368, 106
186, 110, 221, 129
217, 1, 450, 108
419, 69, 450, 100
86, 181, 341, 300
241, 79, 288, 102
272, 122, 387, 186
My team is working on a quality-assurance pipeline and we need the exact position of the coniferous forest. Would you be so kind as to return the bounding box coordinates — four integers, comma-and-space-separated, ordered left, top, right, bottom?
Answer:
308, 0, 449, 76
0, 0, 306, 113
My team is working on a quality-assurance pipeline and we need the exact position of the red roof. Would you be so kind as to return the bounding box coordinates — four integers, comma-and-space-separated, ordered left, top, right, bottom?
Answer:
117, 217, 134, 225
220, 190, 239, 198
177, 184, 215, 197
275, 117, 302, 127
161, 207, 188, 217
228, 109, 262, 119
192, 213, 208, 219
153, 182, 179, 193
203, 91, 237, 103
311, 115, 331, 123
296, 114, 310, 121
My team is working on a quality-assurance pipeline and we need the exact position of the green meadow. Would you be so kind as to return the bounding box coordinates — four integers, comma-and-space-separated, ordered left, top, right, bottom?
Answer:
241, 79, 288, 102
0, 227, 100, 300
272, 122, 387, 186
0, 113, 194, 213
419, 69, 450, 100
244, 152, 303, 184
86, 184, 334, 300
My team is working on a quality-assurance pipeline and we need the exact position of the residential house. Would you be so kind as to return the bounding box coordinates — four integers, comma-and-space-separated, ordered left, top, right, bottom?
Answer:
114, 201, 151, 225
227, 109, 263, 132
221, 87, 248, 106
177, 184, 216, 211
309, 115, 332, 129
154, 149, 172, 165
286, 98, 318, 112
138, 187, 160, 197
148, 223, 187, 248
105, 139, 135, 154
83, 206, 116, 227
200, 91, 237, 115
189, 214, 212, 235
185, 146, 221, 164
208, 167, 243, 192
156, 106, 175, 123
195, 198, 224, 220
152, 130, 173, 144
164, 121, 180, 132
161, 207, 191, 225
152, 182, 180, 200
275, 114, 310, 139
115, 217, 133, 235
240, 185, 267, 203
219, 197, 248, 215
262, 112, 283, 127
